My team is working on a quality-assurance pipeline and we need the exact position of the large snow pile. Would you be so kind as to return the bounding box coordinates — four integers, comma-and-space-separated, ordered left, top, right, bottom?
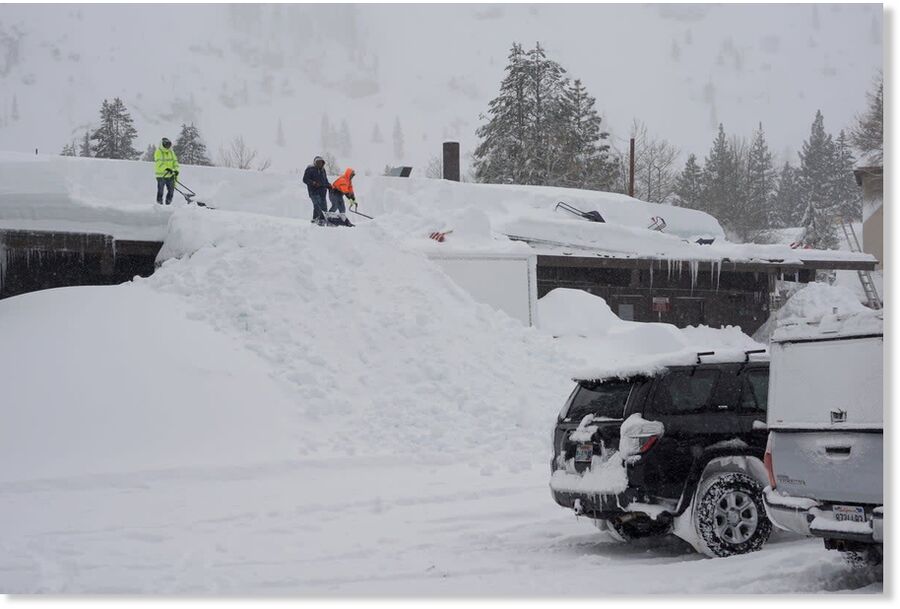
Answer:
770, 282, 883, 342
0, 284, 301, 483
0, 206, 578, 482
536, 288, 765, 380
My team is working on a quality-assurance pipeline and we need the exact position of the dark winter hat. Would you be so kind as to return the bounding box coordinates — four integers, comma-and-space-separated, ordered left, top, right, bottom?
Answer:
314, 155, 325, 165
161, 138, 172, 148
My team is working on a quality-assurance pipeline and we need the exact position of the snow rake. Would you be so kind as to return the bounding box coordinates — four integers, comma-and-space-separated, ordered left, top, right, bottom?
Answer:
554, 201, 605, 223
173, 178, 216, 209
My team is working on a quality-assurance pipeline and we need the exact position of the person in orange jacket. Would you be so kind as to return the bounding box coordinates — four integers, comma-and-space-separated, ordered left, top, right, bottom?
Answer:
328, 167, 356, 227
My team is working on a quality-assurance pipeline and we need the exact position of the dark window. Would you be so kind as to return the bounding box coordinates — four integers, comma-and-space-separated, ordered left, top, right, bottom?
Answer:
563, 379, 635, 421
652, 370, 719, 414
740, 370, 769, 412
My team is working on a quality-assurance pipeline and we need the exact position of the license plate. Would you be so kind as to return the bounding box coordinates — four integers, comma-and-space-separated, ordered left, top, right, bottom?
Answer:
575, 443, 593, 462
833, 505, 866, 523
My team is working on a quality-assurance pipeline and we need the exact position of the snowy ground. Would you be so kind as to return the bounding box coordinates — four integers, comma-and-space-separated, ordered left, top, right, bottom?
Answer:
0, 459, 883, 595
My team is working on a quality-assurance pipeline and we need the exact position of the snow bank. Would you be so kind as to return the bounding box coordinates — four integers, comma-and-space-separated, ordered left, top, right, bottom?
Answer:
0, 284, 300, 483
536, 288, 765, 381
760, 282, 883, 342
0, 204, 582, 481
151, 208, 577, 459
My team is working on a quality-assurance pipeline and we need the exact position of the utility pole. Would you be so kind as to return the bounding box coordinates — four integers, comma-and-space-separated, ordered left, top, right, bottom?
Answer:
628, 137, 635, 197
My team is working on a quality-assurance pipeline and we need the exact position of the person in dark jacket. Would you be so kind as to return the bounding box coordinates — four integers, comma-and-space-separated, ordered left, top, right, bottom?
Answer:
302, 156, 331, 225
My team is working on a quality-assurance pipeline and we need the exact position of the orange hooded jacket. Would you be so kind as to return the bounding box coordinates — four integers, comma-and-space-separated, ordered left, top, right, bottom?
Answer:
331, 168, 355, 198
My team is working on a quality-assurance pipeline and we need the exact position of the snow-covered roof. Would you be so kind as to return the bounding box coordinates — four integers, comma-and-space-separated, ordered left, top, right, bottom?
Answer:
0, 152, 877, 269
536, 288, 767, 382
770, 283, 883, 343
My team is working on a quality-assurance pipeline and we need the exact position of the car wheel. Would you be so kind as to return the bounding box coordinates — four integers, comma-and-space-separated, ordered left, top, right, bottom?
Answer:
693, 472, 772, 558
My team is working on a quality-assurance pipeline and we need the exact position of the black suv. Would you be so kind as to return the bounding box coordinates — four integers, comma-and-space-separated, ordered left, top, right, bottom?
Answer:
550, 351, 772, 557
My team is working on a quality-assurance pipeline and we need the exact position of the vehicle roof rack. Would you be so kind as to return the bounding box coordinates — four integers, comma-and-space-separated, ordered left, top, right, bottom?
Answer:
695, 351, 715, 364
743, 349, 766, 362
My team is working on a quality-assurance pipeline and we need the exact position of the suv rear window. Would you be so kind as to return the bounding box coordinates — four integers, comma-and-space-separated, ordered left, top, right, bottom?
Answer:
562, 379, 634, 421
651, 369, 719, 414
740, 369, 769, 412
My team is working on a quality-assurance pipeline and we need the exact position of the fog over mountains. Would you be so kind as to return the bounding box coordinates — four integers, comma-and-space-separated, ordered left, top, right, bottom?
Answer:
0, 3, 882, 176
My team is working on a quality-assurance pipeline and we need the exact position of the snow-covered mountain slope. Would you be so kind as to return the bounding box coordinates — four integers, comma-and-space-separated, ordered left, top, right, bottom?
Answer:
0, 4, 882, 174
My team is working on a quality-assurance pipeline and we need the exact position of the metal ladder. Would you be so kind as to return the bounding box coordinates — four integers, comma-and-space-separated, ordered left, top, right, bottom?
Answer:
838, 217, 882, 309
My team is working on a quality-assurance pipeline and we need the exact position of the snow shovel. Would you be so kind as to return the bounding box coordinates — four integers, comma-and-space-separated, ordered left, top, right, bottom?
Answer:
348, 201, 374, 220
555, 201, 605, 223
172, 177, 215, 209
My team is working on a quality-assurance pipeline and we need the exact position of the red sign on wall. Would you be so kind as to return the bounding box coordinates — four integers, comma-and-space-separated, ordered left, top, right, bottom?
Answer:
652, 296, 671, 312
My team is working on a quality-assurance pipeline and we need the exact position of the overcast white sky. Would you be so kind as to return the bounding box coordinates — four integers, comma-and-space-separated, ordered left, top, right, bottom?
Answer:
0, 3, 884, 173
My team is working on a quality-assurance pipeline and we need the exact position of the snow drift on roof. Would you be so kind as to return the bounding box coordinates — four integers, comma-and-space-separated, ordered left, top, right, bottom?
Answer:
536, 288, 765, 381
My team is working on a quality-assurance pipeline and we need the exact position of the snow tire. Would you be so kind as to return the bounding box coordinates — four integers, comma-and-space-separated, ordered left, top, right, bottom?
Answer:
693, 472, 771, 558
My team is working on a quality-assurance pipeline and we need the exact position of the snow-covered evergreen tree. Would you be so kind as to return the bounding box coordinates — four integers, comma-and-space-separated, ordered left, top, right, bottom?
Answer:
674, 153, 704, 209
89, 98, 140, 160
392, 116, 404, 160
60, 141, 77, 157
142, 143, 156, 162
79, 131, 93, 157
524, 42, 567, 185
476, 41, 616, 190
798, 110, 838, 248
741, 123, 777, 238
474, 42, 530, 184
556, 78, 616, 190
833, 130, 862, 221
11, 94, 19, 122
700, 124, 739, 220
850, 75, 882, 164
173, 122, 213, 166
772, 162, 803, 228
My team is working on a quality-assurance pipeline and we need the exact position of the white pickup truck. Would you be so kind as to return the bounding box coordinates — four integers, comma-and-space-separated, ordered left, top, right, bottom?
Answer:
762, 310, 883, 566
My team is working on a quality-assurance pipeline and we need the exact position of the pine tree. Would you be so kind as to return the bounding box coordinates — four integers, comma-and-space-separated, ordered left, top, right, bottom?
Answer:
371, 123, 384, 144
173, 122, 212, 166
11, 94, 19, 122
833, 130, 862, 221
700, 124, 740, 220
798, 110, 838, 248
142, 143, 156, 162
556, 78, 616, 190
742, 123, 777, 237
89, 98, 140, 160
474, 42, 530, 184
276, 118, 285, 147
674, 153, 704, 209
392, 116, 404, 160
772, 162, 804, 228
850, 75, 882, 164
79, 131, 93, 157
523, 42, 567, 185
60, 141, 77, 157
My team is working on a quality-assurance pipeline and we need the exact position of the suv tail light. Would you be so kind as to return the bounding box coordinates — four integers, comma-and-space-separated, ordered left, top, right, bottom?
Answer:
619, 416, 665, 458
638, 434, 660, 454
764, 433, 776, 489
